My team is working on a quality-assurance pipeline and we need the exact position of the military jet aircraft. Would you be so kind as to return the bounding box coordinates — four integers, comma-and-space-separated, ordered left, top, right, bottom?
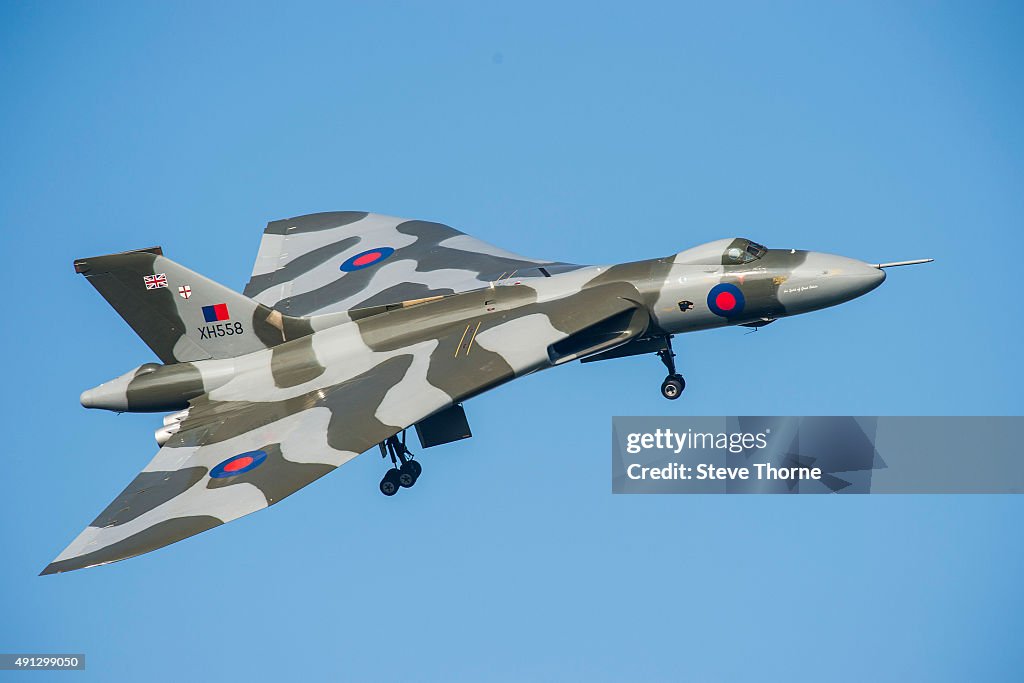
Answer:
43, 212, 930, 574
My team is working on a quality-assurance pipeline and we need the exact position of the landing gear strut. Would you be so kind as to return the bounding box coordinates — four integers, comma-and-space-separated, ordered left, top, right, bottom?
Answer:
657, 335, 686, 400
378, 431, 421, 496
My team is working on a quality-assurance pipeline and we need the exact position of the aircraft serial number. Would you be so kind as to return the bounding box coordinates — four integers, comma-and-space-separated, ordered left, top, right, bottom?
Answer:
198, 322, 244, 339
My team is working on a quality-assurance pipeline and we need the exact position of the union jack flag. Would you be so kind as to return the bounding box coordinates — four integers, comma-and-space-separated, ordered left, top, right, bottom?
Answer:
144, 273, 168, 290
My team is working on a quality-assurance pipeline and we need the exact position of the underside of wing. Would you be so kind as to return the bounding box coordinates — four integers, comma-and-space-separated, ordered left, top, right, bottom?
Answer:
42, 372, 450, 575
243, 212, 579, 317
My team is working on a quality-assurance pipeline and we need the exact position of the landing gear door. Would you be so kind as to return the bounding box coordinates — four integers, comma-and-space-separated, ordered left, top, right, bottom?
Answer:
415, 404, 473, 449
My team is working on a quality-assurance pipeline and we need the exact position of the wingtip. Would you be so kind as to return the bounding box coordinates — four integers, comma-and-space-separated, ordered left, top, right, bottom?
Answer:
39, 557, 100, 576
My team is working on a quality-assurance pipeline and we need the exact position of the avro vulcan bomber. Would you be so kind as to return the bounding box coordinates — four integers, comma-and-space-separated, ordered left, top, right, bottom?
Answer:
44, 212, 930, 574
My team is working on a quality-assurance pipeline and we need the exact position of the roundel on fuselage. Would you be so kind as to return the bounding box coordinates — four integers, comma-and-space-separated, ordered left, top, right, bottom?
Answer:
707, 283, 745, 317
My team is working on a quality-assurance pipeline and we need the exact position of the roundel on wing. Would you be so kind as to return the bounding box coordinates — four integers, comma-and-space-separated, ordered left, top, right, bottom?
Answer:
210, 450, 268, 479
707, 283, 745, 317
340, 247, 395, 272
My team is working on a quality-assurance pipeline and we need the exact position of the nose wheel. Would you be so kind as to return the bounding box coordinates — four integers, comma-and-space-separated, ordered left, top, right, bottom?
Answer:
661, 375, 685, 400
657, 336, 686, 401
378, 431, 421, 496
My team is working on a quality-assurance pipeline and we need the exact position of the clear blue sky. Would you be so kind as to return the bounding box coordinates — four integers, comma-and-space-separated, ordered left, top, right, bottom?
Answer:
2, 2, 1021, 680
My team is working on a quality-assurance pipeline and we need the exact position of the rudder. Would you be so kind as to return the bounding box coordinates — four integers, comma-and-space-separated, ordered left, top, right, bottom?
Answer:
74, 247, 308, 363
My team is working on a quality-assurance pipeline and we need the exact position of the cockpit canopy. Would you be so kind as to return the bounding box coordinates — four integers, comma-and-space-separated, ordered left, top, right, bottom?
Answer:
674, 238, 768, 266
725, 239, 767, 264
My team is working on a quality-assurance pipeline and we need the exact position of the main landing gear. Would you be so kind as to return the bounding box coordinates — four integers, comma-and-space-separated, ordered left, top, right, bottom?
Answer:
657, 335, 686, 400
378, 431, 422, 496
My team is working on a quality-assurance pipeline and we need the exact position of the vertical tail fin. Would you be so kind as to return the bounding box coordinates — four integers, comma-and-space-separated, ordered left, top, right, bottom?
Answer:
74, 247, 308, 363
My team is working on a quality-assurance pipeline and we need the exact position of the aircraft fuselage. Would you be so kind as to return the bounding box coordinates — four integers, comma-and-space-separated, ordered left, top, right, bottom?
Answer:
79, 238, 889, 417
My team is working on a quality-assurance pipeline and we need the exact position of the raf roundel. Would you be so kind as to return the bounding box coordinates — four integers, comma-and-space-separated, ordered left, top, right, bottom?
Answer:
707, 283, 746, 317
210, 450, 268, 479
340, 247, 395, 272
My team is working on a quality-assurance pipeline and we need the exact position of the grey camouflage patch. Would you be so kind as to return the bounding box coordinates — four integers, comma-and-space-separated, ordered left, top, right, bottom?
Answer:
91, 467, 207, 528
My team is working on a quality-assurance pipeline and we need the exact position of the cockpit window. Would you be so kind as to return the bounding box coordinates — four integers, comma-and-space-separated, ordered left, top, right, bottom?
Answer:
746, 241, 767, 260
725, 240, 768, 264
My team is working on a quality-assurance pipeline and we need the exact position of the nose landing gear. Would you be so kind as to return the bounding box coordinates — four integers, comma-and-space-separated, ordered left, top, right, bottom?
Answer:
657, 335, 686, 400
378, 431, 421, 496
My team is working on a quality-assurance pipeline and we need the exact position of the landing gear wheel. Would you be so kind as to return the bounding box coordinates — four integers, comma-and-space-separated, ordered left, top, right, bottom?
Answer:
661, 375, 685, 400
379, 469, 401, 496
399, 460, 421, 488
401, 459, 422, 483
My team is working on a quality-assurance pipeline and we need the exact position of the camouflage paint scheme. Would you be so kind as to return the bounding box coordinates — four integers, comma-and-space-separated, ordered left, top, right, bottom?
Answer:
44, 212, 910, 574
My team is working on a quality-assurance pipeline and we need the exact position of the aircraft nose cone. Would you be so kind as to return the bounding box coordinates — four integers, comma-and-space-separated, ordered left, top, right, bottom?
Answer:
818, 255, 886, 303
819, 255, 886, 297
779, 253, 886, 314
845, 260, 886, 297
